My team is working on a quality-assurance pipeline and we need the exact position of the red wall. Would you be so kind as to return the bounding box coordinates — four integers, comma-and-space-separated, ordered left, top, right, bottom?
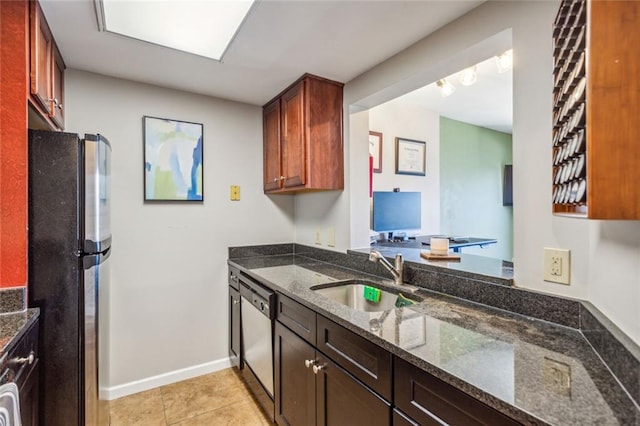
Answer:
0, 0, 28, 288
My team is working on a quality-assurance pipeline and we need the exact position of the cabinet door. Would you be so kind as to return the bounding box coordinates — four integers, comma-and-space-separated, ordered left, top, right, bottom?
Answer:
50, 44, 65, 129
275, 322, 316, 426
19, 359, 40, 426
30, 1, 53, 112
264, 100, 282, 191
315, 354, 390, 426
229, 286, 241, 368
281, 81, 306, 188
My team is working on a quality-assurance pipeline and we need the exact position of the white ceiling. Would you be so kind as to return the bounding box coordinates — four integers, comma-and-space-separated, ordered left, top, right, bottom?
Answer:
397, 55, 513, 133
40, 0, 511, 131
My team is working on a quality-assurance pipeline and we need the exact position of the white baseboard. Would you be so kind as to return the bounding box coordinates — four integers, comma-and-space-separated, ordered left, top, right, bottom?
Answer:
102, 357, 232, 400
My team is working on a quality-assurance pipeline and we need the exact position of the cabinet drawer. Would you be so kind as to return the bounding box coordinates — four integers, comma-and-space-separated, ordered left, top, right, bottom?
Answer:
316, 315, 392, 400
394, 357, 519, 426
276, 293, 316, 345
4, 319, 39, 391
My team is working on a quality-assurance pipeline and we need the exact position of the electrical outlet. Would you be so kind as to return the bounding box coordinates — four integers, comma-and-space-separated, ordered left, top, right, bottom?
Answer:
327, 228, 335, 247
315, 230, 322, 245
544, 248, 570, 285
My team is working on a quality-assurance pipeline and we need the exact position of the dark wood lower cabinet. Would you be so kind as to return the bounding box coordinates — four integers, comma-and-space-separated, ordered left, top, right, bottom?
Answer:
315, 353, 390, 426
275, 321, 391, 426
275, 322, 315, 426
19, 358, 39, 426
394, 358, 519, 426
3, 318, 40, 426
393, 409, 419, 426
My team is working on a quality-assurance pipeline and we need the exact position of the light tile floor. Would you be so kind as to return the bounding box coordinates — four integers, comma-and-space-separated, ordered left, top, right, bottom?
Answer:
109, 368, 272, 425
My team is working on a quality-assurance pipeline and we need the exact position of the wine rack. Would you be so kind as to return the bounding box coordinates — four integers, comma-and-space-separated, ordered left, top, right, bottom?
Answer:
551, 0, 640, 219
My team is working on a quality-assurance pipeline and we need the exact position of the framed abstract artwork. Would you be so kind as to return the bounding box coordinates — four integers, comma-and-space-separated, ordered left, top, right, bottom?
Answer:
143, 116, 203, 201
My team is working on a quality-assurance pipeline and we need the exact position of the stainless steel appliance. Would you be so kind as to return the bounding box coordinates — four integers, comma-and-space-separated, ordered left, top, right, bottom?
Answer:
28, 129, 111, 426
239, 274, 275, 422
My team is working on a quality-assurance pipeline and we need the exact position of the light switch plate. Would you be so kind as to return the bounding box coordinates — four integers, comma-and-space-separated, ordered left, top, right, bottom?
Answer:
230, 185, 240, 201
544, 248, 570, 285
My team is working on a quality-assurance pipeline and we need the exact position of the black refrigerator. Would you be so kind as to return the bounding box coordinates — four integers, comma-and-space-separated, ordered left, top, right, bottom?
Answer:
28, 129, 111, 426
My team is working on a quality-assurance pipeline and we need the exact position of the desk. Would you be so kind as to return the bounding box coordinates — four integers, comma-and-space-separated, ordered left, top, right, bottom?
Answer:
374, 235, 497, 253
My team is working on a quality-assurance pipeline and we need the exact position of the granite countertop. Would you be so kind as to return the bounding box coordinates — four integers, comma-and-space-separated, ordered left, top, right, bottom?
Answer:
229, 254, 639, 426
0, 308, 39, 362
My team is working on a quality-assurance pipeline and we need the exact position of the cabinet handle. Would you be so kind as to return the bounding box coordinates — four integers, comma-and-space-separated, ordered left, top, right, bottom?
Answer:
47, 98, 63, 110
280, 176, 286, 181
273, 178, 279, 182
233, 300, 240, 305
11, 352, 35, 366
304, 359, 315, 368
312, 364, 325, 374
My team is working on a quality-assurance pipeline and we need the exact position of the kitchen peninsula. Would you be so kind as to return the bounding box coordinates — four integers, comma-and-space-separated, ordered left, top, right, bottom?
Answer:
229, 243, 639, 425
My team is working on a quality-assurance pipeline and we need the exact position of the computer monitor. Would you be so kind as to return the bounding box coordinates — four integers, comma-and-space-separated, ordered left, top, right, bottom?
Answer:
372, 191, 421, 232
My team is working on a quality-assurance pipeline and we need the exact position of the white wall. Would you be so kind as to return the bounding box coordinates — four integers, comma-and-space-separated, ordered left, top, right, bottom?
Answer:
298, 1, 640, 344
369, 99, 441, 236
440, 117, 513, 261
65, 70, 295, 395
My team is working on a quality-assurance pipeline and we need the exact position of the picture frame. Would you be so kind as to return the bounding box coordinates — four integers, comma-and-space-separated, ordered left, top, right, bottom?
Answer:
395, 137, 426, 176
143, 116, 203, 201
369, 131, 383, 173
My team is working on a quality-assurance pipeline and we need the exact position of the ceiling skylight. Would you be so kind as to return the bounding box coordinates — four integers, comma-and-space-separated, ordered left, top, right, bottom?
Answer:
96, 0, 255, 61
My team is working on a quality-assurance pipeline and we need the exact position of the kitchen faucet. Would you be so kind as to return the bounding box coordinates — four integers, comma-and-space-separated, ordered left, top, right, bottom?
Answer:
369, 250, 404, 285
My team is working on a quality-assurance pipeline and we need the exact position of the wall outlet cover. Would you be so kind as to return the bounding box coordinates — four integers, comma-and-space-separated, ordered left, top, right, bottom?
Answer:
543, 248, 570, 285
327, 228, 335, 247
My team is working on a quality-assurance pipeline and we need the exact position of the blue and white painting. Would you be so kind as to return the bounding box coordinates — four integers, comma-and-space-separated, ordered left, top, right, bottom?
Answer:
144, 116, 203, 201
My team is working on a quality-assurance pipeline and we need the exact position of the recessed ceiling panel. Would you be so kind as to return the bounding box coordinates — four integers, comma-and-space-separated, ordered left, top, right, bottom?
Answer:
99, 0, 254, 60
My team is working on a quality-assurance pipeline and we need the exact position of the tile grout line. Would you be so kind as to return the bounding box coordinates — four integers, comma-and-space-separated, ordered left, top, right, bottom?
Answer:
160, 385, 170, 426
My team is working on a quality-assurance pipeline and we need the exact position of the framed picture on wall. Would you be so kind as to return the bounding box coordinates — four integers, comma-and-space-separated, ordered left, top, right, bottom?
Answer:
143, 116, 204, 201
395, 137, 426, 176
369, 131, 383, 173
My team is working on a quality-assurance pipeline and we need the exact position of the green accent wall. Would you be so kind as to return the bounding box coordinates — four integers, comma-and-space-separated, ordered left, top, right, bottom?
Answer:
440, 117, 513, 261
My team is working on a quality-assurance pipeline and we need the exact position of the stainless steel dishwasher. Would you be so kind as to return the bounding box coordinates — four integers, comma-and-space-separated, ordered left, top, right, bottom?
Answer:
239, 274, 275, 422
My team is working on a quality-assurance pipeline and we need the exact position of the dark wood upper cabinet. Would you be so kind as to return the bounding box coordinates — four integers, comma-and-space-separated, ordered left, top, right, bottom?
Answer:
263, 74, 344, 194
49, 44, 65, 129
264, 99, 282, 192
552, 0, 640, 219
29, 0, 65, 131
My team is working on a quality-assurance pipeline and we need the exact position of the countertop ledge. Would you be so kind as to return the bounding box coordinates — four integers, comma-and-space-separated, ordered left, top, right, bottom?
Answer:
0, 308, 39, 363
229, 254, 640, 426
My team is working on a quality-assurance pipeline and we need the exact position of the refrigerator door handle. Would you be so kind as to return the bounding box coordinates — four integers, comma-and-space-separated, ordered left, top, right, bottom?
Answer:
83, 237, 112, 256
83, 134, 112, 254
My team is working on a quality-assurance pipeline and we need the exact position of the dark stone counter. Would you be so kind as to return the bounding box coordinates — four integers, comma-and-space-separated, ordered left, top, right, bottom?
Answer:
229, 253, 639, 425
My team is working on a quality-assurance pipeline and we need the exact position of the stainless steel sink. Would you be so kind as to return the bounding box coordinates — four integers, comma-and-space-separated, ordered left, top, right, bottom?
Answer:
311, 280, 419, 312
